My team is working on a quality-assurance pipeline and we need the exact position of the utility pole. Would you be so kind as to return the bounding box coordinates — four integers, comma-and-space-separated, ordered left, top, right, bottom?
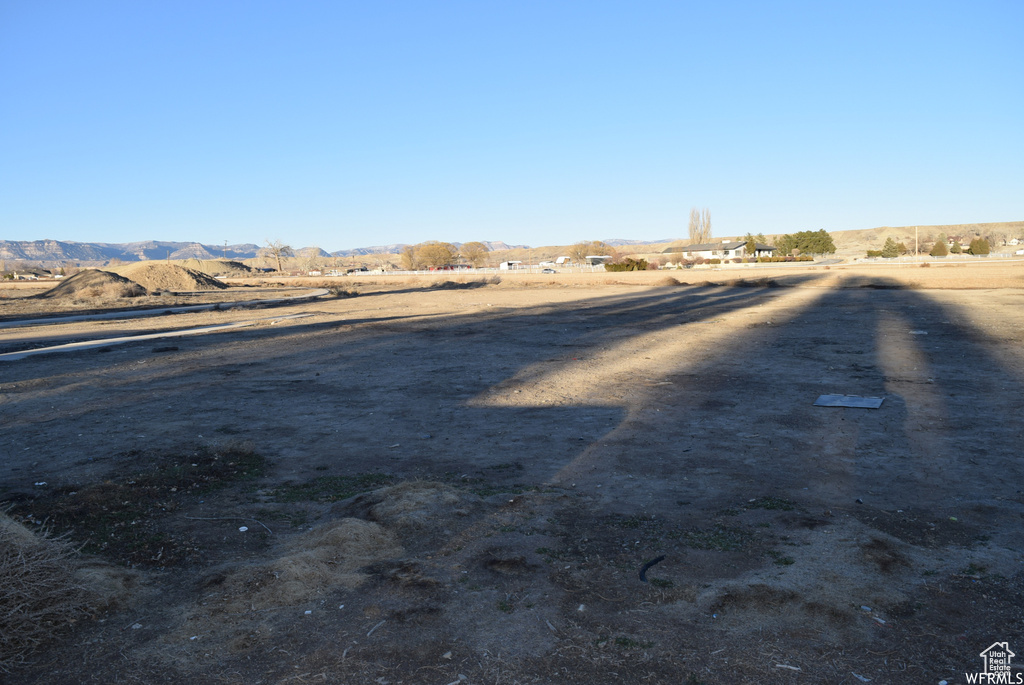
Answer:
915, 226, 919, 257
223, 241, 227, 260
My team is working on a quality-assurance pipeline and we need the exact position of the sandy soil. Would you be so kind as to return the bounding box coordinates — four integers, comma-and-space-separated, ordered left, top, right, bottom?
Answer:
1, 263, 1023, 683
0, 283, 318, 324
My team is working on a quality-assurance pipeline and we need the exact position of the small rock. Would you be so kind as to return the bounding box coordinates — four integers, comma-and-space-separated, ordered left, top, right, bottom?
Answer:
442, 651, 452, 660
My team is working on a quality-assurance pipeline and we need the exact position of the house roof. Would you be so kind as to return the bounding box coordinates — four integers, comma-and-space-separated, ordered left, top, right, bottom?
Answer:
662, 242, 776, 254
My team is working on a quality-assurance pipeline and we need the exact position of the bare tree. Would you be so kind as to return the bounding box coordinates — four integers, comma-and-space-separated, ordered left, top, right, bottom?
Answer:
569, 241, 610, 263
263, 240, 294, 273
417, 241, 458, 268
568, 242, 590, 263
460, 241, 489, 267
400, 245, 419, 271
688, 208, 712, 245
297, 246, 324, 272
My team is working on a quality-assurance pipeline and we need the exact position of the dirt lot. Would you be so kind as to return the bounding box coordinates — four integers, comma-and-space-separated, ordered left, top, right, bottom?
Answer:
2, 264, 1023, 684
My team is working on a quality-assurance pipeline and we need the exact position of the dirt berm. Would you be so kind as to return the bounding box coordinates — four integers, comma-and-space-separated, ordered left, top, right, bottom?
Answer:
34, 269, 146, 299
107, 262, 227, 291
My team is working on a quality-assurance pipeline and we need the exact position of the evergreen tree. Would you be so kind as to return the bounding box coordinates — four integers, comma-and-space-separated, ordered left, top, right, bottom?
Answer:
929, 241, 948, 257
775, 230, 836, 256
881, 237, 899, 258
968, 238, 990, 255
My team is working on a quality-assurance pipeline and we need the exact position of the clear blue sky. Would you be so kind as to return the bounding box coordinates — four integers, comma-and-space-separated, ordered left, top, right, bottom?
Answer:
1, 1, 1021, 251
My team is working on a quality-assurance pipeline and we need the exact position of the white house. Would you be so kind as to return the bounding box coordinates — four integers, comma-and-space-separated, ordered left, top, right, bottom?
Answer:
662, 241, 777, 261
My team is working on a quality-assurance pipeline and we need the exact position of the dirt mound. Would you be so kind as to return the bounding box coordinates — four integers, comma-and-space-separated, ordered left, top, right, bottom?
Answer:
111, 262, 227, 291
177, 259, 255, 278
430, 277, 500, 290
369, 481, 465, 529
35, 269, 147, 299
185, 517, 400, 622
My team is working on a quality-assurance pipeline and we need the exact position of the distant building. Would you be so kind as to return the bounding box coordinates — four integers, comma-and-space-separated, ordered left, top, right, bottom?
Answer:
662, 241, 776, 261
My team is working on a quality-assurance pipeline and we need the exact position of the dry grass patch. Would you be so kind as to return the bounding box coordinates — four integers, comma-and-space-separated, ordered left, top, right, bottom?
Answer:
0, 514, 135, 671
369, 481, 464, 529
7, 444, 267, 567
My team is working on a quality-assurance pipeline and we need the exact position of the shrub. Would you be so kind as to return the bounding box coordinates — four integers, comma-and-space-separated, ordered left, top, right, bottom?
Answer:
707, 258, 721, 265
968, 238, 990, 255
929, 241, 948, 257
0, 515, 95, 670
866, 250, 883, 258
604, 257, 649, 272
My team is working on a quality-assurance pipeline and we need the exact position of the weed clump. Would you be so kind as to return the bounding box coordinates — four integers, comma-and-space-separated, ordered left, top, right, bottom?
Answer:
0, 515, 92, 671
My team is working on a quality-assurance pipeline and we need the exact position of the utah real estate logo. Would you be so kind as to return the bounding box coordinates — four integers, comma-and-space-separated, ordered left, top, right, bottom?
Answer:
966, 642, 1022, 684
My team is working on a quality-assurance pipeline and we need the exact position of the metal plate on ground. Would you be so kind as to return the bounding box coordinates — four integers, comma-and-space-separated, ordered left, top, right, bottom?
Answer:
814, 394, 885, 409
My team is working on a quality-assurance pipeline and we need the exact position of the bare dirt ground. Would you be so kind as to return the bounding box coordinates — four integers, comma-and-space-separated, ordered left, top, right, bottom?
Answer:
2, 263, 1023, 684
0, 282, 317, 324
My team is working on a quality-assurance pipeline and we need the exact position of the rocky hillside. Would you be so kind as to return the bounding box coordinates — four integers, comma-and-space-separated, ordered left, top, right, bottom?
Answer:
0, 240, 262, 265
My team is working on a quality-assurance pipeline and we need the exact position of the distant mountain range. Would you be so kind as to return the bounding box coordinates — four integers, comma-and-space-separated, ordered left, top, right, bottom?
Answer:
329, 240, 531, 256
602, 238, 674, 247
0, 239, 263, 264
0, 237, 678, 265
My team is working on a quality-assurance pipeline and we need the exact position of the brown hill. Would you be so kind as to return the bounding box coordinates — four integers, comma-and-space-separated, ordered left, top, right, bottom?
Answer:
107, 262, 227, 291
829, 221, 1024, 255
36, 269, 147, 299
